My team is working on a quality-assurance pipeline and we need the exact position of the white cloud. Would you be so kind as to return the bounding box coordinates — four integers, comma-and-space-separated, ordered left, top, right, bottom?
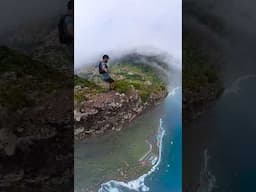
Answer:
75, 0, 181, 68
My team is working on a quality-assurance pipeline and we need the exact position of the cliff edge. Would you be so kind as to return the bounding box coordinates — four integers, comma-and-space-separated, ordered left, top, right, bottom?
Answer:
74, 61, 168, 140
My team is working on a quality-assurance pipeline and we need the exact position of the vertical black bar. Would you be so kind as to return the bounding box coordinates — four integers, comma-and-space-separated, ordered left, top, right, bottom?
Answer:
0, 1, 74, 191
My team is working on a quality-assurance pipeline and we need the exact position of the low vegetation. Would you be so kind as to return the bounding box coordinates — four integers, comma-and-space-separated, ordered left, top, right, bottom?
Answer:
75, 62, 167, 103
183, 39, 220, 91
183, 35, 223, 121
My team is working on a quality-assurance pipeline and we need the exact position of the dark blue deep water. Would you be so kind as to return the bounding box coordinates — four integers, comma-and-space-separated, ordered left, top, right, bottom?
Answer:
186, 75, 256, 191
144, 88, 182, 192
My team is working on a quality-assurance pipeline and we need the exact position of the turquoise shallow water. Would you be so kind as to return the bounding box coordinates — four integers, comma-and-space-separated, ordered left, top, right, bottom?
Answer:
98, 87, 182, 192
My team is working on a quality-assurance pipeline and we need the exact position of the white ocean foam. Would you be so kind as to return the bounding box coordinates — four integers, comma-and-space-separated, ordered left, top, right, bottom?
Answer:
197, 149, 216, 192
168, 86, 180, 96
98, 119, 166, 192
223, 74, 256, 96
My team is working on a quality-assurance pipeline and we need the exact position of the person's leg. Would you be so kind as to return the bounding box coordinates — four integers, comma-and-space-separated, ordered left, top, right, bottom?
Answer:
109, 78, 115, 90
104, 79, 112, 90
103, 74, 115, 90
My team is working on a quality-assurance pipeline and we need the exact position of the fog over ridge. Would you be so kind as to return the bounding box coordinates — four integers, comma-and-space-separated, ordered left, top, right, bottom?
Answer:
75, 0, 182, 69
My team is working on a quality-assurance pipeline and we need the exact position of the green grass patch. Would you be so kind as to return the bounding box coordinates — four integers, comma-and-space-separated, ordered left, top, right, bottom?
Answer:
75, 75, 97, 88
75, 75, 103, 91
111, 63, 166, 102
115, 79, 132, 93
74, 75, 105, 103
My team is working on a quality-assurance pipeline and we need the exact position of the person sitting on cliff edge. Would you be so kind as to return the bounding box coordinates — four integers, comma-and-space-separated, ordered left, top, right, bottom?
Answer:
98, 55, 115, 90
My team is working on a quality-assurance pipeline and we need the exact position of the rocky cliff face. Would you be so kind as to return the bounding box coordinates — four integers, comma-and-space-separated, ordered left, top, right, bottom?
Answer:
74, 87, 167, 140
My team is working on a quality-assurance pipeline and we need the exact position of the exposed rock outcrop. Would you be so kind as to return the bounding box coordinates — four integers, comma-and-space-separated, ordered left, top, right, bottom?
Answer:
74, 88, 168, 140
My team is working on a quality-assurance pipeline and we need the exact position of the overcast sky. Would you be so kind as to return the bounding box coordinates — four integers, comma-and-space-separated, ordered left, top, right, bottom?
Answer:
75, 0, 181, 69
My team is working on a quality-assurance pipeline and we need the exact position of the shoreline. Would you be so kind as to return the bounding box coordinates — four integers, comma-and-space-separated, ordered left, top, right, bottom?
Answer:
98, 118, 165, 192
75, 100, 166, 192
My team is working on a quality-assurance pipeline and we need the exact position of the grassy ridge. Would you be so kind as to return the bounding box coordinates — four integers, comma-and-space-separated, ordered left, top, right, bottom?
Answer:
75, 62, 167, 103
112, 63, 166, 102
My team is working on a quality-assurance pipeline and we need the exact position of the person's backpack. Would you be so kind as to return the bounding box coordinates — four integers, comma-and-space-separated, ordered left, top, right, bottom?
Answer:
58, 15, 73, 44
98, 62, 107, 74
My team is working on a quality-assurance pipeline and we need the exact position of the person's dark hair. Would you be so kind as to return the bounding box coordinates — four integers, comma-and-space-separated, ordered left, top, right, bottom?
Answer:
67, 0, 74, 10
103, 55, 109, 59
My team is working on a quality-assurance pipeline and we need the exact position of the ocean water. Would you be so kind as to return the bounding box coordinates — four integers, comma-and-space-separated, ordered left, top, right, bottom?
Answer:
185, 74, 256, 191
207, 75, 256, 191
98, 87, 182, 192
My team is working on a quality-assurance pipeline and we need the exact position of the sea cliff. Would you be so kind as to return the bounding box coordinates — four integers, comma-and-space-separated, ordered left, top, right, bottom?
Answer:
74, 60, 168, 140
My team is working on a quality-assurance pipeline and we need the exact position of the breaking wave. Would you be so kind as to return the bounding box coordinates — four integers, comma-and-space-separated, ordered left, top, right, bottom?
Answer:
98, 118, 165, 192
223, 74, 256, 96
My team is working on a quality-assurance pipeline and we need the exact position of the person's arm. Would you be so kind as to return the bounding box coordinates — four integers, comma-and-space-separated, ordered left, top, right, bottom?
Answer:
102, 64, 108, 72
